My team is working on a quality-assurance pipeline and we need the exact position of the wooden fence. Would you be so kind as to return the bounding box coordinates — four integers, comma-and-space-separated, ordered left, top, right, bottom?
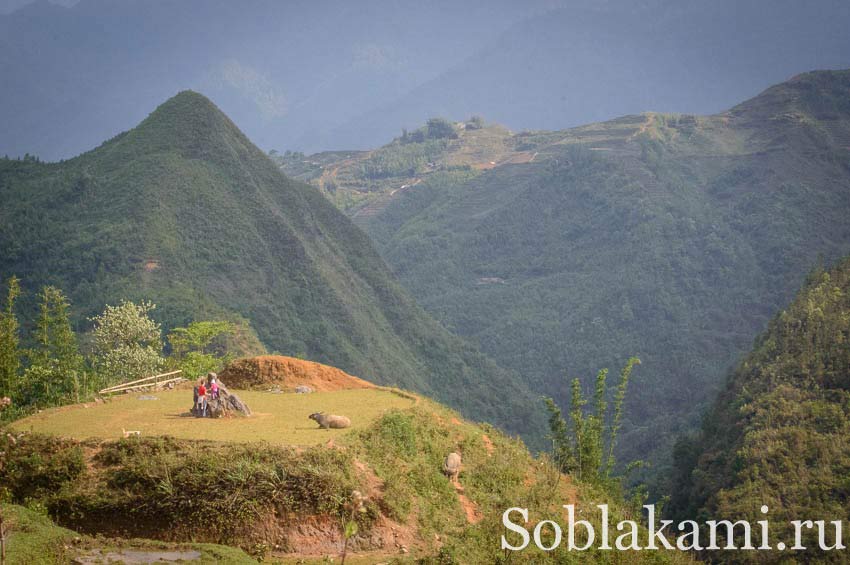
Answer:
98, 370, 183, 395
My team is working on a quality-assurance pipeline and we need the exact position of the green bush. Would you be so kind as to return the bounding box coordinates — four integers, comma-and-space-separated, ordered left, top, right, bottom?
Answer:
0, 434, 86, 502
360, 139, 447, 179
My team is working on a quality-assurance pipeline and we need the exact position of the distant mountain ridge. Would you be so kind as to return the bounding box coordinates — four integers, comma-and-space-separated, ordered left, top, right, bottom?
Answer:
0, 90, 545, 440
289, 70, 850, 470
2, 0, 849, 160
314, 1, 850, 150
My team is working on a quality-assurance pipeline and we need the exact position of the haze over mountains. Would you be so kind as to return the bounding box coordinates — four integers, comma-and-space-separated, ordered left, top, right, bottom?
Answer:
286, 70, 850, 470
2, 0, 849, 161
0, 91, 545, 440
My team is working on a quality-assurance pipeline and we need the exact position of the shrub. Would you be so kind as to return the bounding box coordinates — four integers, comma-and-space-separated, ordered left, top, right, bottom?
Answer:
0, 434, 86, 502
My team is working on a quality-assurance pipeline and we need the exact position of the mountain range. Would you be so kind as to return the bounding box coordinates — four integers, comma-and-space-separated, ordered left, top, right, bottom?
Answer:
283, 70, 850, 471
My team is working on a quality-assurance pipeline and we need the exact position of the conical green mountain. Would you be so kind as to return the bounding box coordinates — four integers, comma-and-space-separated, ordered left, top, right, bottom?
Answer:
668, 256, 850, 561
0, 91, 543, 439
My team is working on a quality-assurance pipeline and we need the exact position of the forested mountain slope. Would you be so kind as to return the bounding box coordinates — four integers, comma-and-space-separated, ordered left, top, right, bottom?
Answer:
668, 256, 850, 562
290, 70, 850, 468
0, 91, 544, 439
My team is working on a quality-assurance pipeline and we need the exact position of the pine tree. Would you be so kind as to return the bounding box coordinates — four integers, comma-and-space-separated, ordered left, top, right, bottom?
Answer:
23, 286, 84, 405
0, 276, 21, 397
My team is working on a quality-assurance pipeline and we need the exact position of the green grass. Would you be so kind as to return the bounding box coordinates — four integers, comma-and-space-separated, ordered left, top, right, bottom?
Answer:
0, 503, 255, 564
10, 389, 415, 446
0, 503, 78, 564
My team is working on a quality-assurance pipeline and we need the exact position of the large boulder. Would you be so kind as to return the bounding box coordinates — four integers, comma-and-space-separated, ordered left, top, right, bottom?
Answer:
207, 383, 251, 417
191, 375, 251, 418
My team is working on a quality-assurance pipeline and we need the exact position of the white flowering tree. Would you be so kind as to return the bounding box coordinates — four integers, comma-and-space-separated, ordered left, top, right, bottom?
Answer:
90, 300, 164, 386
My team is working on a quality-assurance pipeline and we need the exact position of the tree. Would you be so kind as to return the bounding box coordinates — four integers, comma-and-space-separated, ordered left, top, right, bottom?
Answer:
20, 286, 85, 405
605, 357, 640, 477
167, 320, 234, 378
583, 368, 609, 479
425, 117, 457, 139
0, 276, 21, 398
543, 396, 573, 472
544, 357, 641, 487
568, 377, 587, 479
90, 300, 163, 386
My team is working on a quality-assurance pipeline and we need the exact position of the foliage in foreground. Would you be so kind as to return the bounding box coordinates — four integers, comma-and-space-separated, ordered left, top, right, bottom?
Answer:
0, 433, 368, 551
0, 503, 255, 564
544, 357, 641, 489
355, 404, 688, 563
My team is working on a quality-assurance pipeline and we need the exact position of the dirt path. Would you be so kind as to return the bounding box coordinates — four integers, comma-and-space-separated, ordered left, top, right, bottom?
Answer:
353, 458, 385, 499
454, 483, 483, 524
278, 460, 417, 561
481, 434, 494, 456
389, 177, 421, 196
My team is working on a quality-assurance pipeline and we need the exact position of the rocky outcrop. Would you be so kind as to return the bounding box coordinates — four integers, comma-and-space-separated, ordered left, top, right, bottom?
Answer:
191, 374, 251, 418
206, 382, 251, 417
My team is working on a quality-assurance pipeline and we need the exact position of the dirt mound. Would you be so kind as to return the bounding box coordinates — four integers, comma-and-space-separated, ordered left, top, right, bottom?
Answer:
219, 355, 375, 391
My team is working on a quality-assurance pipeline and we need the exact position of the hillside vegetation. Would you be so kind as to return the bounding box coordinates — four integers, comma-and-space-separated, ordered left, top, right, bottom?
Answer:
0, 503, 254, 564
0, 91, 544, 441
0, 387, 691, 563
287, 70, 850, 471
667, 256, 850, 563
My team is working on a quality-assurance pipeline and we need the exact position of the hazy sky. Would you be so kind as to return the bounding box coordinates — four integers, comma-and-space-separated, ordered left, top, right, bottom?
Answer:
0, 0, 76, 14
1, 0, 849, 160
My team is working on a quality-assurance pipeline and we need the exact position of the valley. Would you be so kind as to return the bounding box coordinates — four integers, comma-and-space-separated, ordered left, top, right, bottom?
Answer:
282, 70, 850, 473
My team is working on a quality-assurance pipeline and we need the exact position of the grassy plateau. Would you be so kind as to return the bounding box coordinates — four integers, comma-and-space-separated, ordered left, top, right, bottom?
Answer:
10, 388, 416, 446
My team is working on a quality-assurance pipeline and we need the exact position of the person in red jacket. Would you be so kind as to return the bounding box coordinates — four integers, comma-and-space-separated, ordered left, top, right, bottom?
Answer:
197, 380, 207, 417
